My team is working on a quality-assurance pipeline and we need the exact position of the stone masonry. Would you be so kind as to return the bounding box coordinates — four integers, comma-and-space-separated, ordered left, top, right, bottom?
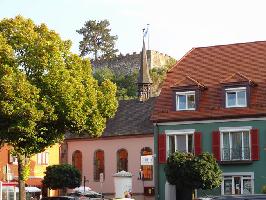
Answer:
91, 50, 176, 75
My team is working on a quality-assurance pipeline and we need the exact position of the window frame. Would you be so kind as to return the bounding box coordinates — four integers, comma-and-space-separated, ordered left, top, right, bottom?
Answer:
166, 129, 195, 156
225, 87, 247, 108
220, 126, 252, 161
8, 151, 18, 165
72, 150, 82, 174
117, 149, 128, 172
221, 172, 254, 195
140, 147, 153, 181
176, 91, 196, 111
37, 152, 49, 165
94, 149, 105, 182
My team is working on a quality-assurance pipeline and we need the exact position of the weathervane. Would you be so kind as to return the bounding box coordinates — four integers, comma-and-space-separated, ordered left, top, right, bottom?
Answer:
142, 24, 150, 50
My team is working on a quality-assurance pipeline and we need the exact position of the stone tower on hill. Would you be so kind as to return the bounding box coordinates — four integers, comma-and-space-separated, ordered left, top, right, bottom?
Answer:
91, 50, 175, 75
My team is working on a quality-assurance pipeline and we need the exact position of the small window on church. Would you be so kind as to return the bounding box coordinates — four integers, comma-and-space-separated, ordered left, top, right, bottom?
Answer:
117, 149, 128, 172
94, 150, 104, 181
72, 150, 82, 174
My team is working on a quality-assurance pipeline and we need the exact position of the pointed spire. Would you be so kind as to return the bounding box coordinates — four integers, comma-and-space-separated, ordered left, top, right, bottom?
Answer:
137, 34, 152, 101
138, 38, 153, 84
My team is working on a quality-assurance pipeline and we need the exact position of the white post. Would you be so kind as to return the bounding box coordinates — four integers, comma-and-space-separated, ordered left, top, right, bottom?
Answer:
0, 181, 2, 200
13, 185, 16, 200
100, 173, 104, 199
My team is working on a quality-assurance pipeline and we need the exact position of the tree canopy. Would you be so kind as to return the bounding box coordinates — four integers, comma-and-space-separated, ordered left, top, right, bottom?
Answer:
43, 164, 81, 190
93, 58, 176, 99
165, 151, 222, 200
77, 19, 118, 60
0, 15, 118, 199
93, 67, 138, 100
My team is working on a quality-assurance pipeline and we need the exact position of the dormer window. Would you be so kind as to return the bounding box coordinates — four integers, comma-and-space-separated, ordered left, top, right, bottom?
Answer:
225, 87, 247, 108
176, 91, 195, 110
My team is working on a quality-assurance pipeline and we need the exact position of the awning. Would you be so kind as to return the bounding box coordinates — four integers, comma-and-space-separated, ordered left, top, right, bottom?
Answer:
25, 187, 41, 193
15, 187, 41, 193
73, 186, 92, 192
26, 178, 43, 187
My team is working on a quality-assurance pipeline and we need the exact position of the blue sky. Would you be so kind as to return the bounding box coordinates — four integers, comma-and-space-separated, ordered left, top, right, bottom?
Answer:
1, 0, 266, 60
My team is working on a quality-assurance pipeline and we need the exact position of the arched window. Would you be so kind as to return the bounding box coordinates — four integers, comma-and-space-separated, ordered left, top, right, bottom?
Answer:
117, 149, 128, 172
141, 147, 153, 180
94, 150, 104, 181
72, 150, 82, 174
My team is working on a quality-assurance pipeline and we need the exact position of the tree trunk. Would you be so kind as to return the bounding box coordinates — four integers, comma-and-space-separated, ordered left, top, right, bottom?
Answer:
18, 154, 29, 200
176, 187, 193, 200
94, 50, 98, 61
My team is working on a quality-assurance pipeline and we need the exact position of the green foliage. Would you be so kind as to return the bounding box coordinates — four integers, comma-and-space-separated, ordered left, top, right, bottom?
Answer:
0, 15, 118, 157
150, 58, 176, 95
21, 161, 30, 181
94, 67, 138, 100
43, 164, 81, 190
0, 15, 117, 200
262, 185, 266, 194
77, 20, 118, 60
165, 151, 222, 191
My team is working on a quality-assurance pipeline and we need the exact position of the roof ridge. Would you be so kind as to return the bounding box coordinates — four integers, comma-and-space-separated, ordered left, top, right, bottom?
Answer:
167, 48, 195, 73
194, 40, 266, 50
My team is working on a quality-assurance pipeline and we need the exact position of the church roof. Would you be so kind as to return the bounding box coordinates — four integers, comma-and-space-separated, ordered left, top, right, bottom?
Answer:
66, 97, 156, 140
102, 97, 155, 136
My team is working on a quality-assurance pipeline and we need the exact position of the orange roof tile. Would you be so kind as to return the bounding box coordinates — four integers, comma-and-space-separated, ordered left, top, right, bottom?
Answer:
151, 41, 266, 122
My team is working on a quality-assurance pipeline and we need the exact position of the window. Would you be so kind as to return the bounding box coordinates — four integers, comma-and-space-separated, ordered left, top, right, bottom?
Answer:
222, 173, 253, 195
140, 147, 153, 180
94, 150, 104, 181
176, 91, 195, 110
225, 87, 247, 108
37, 152, 49, 165
8, 151, 18, 164
117, 149, 128, 172
221, 127, 251, 161
72, 150, 82, 174
167, 130, 194, 155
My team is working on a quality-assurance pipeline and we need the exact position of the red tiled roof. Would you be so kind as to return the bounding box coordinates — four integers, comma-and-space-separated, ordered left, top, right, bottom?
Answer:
220, 72, 256, 86
26, 178, 43, 187
151, 41, 266, 122
171, 75, 207, 89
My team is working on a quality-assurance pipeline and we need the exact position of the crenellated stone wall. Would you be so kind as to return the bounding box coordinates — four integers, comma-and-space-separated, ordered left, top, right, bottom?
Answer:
91, 50, 175, 75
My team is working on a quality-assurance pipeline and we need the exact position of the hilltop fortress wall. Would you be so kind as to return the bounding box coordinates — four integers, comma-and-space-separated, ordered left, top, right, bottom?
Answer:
91, 50, 175, 74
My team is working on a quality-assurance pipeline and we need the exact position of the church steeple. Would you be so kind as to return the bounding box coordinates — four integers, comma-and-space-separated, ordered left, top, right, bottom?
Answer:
137, 35, 152, 102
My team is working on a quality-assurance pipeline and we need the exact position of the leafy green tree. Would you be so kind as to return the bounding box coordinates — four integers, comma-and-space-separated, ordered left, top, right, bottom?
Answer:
77, 20, 118, 60
43, 164, 81, 193
0, 16, 118, 200
165, 152, 222, 200
150, 58, 176, 95
93, 67, 138, 100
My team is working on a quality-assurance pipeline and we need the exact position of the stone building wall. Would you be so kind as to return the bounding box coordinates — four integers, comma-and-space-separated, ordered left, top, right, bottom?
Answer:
91, 50, 175, 75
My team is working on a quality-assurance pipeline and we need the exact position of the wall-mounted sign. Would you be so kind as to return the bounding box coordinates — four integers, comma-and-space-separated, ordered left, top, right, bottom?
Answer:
141, 155, 153, 165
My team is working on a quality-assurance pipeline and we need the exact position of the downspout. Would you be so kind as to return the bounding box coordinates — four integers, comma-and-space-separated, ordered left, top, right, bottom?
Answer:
155, 123, 160, 200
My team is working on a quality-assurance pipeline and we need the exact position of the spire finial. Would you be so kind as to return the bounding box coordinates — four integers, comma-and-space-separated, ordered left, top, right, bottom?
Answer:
137, 28, 152, 101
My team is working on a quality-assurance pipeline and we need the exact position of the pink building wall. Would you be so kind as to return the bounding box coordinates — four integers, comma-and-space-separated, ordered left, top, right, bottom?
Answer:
66, 135, 154, 194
